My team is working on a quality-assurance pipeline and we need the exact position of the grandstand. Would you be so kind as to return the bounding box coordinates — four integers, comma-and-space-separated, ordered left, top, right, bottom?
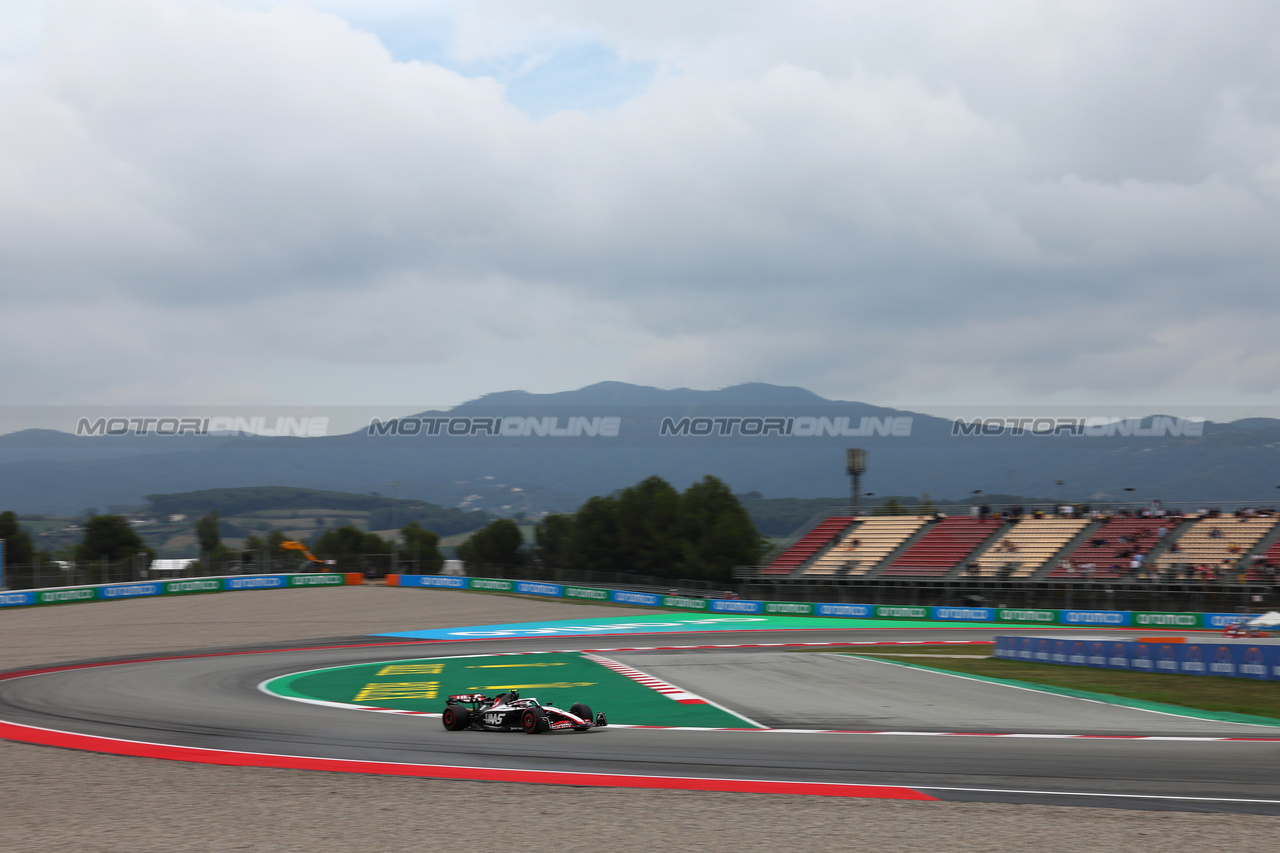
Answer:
763, 516, 854, 575
966, 517, 1090, 579
1246, 532, 1280, 580
879, 516, 1006, 578
1153, 515, 1277, 577
803, 516, 929, 576
1048, 516, 1179, 580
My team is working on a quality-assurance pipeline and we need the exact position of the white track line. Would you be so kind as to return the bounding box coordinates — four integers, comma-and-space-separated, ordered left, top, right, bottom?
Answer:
582, 653, 766, 728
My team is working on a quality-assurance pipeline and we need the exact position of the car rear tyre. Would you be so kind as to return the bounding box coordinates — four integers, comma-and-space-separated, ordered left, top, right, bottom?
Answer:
569, 703, 594, 732
442, 705, 471, 731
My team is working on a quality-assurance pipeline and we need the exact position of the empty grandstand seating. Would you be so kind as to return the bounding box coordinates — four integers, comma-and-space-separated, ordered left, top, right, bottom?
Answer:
1153, 515, 1278, 577
1049, 516, 1177, 580
968, 517, 1089, 579
763, 516, 854, 574
880, 516, 1005, 578
803, 516, 929, 576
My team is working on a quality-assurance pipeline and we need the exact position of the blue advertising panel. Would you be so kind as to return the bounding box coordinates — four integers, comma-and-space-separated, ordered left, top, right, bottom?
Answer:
514, 581, 562, 598
0, 590, 34, 607
815, 603, 874, 618
708, 599, 764, 614
609, 590, 663, 607
931, 606, 994, 622
397, 575, 468, 589
1202, 613, 1249, 630
1059, 609, 1130, 627
98, 582, 164, 600
223, 575, 288, 591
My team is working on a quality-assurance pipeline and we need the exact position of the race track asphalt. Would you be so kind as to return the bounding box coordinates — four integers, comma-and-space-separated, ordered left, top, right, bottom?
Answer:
2, 627, 1279, 814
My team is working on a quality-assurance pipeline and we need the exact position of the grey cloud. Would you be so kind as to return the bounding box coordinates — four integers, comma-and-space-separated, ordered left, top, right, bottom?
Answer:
1, 0, 1278, 408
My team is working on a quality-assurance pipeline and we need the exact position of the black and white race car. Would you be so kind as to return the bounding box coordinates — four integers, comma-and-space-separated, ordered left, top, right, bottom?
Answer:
441, 690, 607, 734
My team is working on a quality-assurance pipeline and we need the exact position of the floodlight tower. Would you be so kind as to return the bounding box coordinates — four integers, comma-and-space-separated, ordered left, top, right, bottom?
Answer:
846, 448, 867, 516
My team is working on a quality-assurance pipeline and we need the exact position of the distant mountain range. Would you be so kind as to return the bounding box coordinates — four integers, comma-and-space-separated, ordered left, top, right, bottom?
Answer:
2, 381, 1279, 515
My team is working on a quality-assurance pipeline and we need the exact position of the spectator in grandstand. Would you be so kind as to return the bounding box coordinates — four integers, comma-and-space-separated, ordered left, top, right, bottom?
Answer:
1209, 527, 1224, 539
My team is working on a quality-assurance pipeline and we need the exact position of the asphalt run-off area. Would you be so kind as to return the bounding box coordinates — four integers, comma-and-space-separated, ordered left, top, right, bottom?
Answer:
4, 604, 1280, 815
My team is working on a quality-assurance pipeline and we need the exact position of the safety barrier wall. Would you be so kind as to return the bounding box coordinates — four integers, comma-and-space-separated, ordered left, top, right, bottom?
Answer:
387, 575, 1248, 630
994, 635, 1280, 681
0, 572, 363, 608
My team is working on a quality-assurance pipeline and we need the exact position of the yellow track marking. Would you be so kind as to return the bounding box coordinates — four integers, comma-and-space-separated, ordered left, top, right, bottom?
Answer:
354, 681, 439, 701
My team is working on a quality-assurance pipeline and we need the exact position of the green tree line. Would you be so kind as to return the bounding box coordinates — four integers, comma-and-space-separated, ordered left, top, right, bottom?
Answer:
457, 475, 763, 583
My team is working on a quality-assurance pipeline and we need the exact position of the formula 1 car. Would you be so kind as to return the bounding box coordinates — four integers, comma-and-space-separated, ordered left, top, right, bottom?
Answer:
441, 690, 607, 734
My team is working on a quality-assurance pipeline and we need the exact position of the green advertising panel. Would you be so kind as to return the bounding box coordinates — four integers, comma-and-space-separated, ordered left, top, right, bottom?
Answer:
564, 586, 610, 602
288, 574, 346, 587
875, 605, 930, 620
468, 578, 514, 592
663, 596, 709, 610
996, 608, 1058, 624
165, 578, 223, 595
37, 587, 97, 605
1131, 611, 1201, 629
764, 601, 814, 615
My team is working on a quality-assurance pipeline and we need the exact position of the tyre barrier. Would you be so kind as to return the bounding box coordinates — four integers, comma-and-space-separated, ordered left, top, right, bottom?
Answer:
0, 572, 363, 609
387, 574, 1246, 631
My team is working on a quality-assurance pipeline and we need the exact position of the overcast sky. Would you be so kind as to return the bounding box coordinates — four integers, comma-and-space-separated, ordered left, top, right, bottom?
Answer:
2, 0, 1279, 413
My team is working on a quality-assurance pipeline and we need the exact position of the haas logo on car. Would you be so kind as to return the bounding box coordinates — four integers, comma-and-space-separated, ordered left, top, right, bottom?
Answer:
485, 714, 503, 726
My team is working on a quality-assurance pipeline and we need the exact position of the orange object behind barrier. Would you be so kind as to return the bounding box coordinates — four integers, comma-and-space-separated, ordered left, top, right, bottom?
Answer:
384, 574, 400, 587
1137, 636, 1185, 644
344, 573, 365, 585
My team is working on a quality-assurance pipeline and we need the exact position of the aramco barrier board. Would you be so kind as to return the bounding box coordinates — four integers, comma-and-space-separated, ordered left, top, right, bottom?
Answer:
387, 574, 1248, 631
0, 573, 364, 608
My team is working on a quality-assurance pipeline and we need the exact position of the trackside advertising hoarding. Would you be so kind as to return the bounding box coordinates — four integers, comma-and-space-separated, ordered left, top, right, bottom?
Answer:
931, 606, 994, 622
0, 590, 35, 607
388, 575, 1251, 631
997, 609, 1058, 624
0, 573, 363, 609
994, 635, 1280, 682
